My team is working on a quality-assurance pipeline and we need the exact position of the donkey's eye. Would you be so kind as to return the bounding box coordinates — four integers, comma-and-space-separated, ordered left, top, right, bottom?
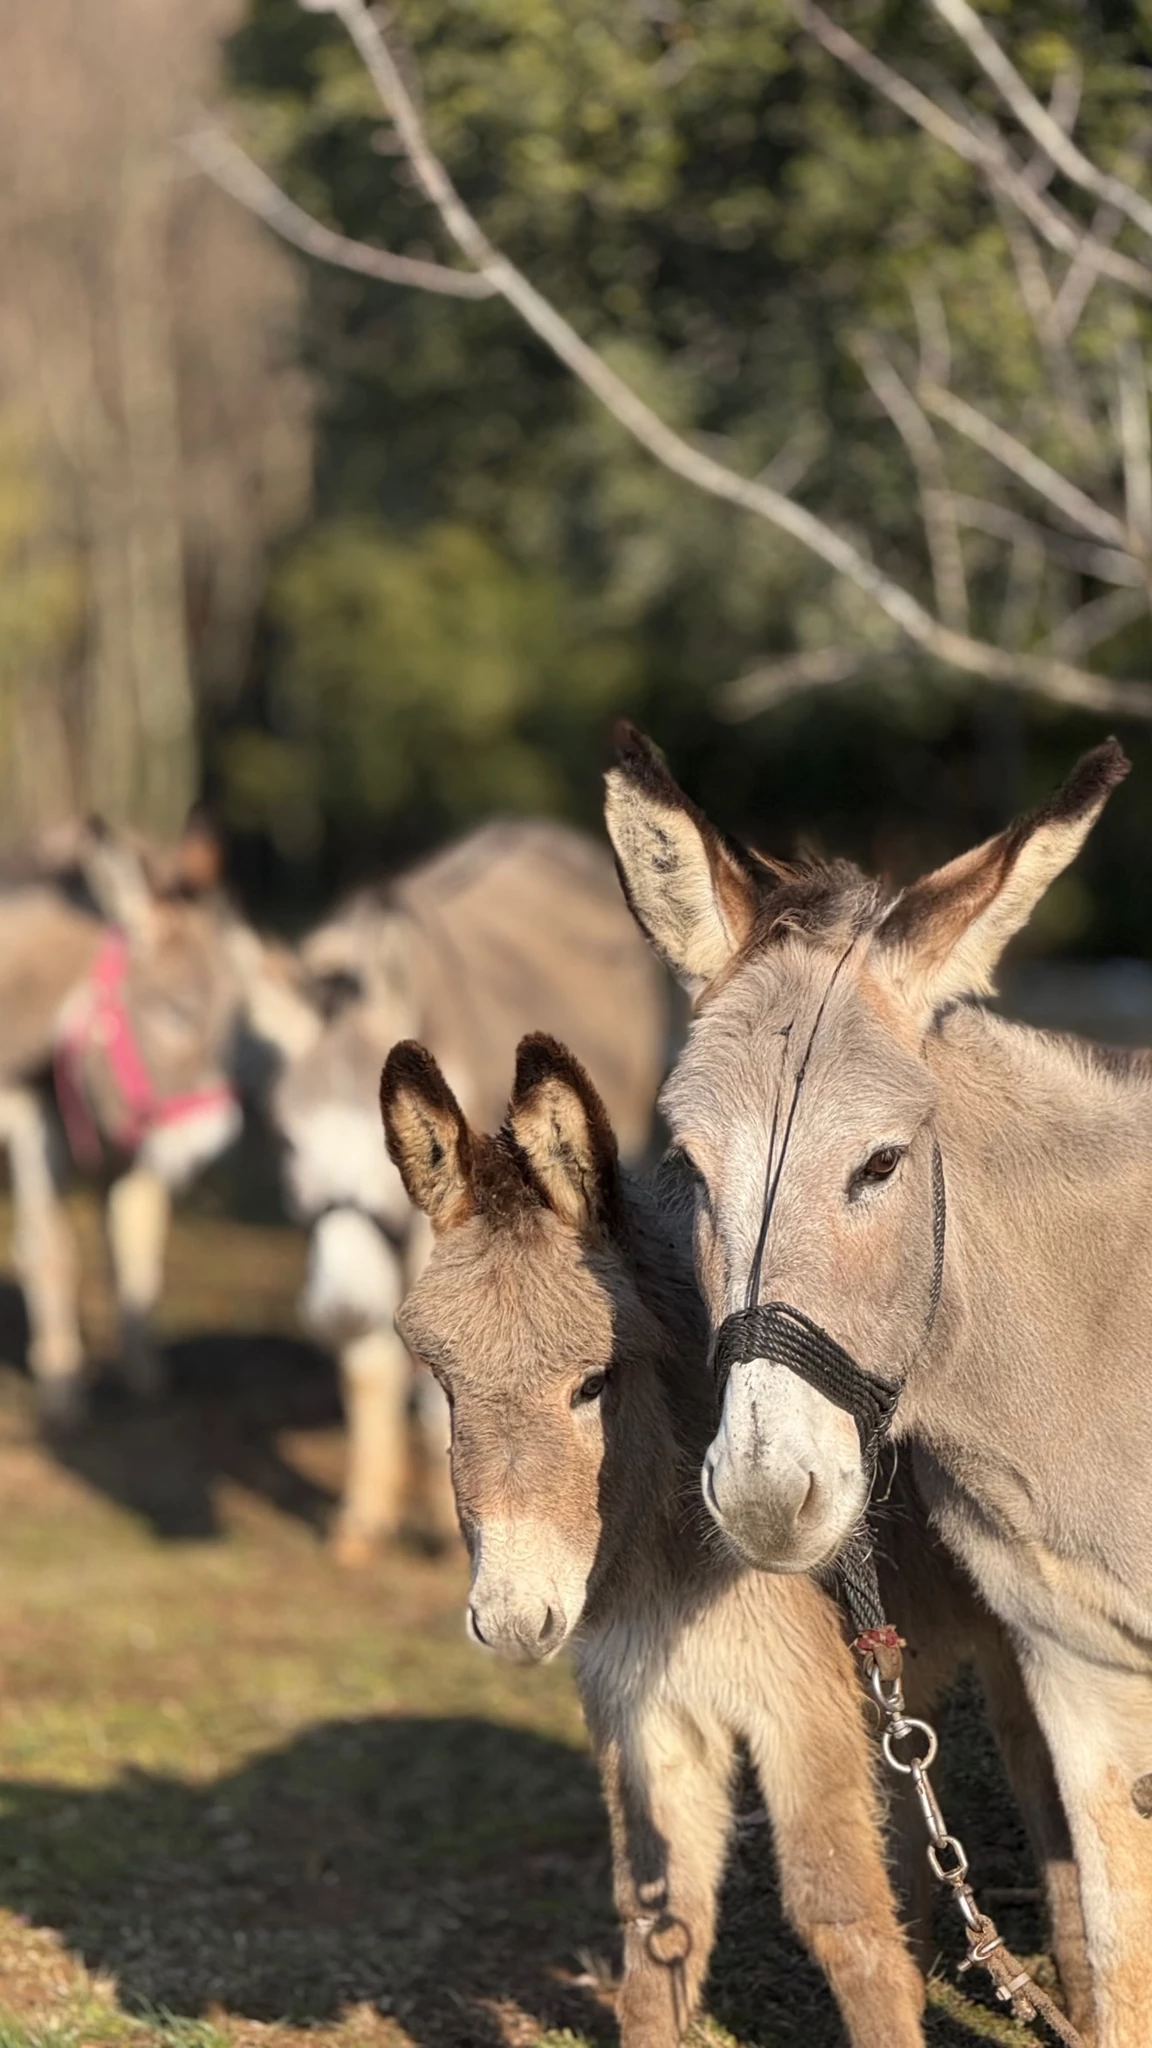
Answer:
572, 1370, 610, 1407
861, 1145, 903, 1181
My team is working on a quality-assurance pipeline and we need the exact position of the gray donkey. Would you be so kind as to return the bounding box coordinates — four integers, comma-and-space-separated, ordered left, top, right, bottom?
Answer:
605, 727, 1148, 2047
0, 818, 241, 1417
381, 1031, 1093, 2046
238, 819, 668, 1562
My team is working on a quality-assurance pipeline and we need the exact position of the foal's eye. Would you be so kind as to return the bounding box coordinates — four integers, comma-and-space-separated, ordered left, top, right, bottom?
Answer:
862, 1145, 903, 1181
572, 1370, 610, 1407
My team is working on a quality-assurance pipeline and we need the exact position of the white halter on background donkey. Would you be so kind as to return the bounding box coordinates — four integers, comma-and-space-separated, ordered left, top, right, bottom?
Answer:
606, 726, 1151, 2048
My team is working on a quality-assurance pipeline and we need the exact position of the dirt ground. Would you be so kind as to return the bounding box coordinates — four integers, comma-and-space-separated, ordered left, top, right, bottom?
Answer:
0, 1192, 1065, 2048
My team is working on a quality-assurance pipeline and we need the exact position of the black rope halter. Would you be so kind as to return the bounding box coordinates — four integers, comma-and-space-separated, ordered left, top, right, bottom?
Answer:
710, 940, 947, 1639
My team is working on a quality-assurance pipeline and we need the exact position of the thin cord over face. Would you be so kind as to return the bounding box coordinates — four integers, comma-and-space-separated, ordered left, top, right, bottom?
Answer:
743, 1022, 790, 1312
743, 937, 859, 1311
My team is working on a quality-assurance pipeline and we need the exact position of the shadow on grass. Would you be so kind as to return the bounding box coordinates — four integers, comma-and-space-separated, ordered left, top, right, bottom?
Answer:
46, 1331, 343, 1543
0, 1274, 341, 1543
0, 1709, 1017, 2048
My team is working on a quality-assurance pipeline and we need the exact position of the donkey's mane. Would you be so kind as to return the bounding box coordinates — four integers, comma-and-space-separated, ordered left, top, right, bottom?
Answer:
744, 849, 890, 952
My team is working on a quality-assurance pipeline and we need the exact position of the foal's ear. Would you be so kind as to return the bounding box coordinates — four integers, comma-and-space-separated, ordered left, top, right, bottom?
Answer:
875, 740, 1129, 1015
604, 724, 761, 998
381, 1042, 475, 1233
508, 1034, 621, 1235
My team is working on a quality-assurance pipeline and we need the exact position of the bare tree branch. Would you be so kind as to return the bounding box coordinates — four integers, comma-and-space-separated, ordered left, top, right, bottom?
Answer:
950, 493, 1145, 585
295, 0, 1152, 719
1115, 330, 1152, 550
1021, 66, 1082, 193
911, 281, 951, 389
794, 3, 1152, 301
997, 532, 1046, 653
182, 119, 495, 299
717, 648, 863, 721
1048, 203, 1124, 342
928, 0, 1152, 244
991, 194, 1095, 452
920, 381, 1131, 549
1046, 586, 1147, 659
852, 333, 968, 631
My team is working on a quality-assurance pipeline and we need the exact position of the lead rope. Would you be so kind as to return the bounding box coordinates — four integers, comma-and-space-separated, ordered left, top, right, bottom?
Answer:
839, 1155, 1084, 2046
852, 1620, 1084, 2047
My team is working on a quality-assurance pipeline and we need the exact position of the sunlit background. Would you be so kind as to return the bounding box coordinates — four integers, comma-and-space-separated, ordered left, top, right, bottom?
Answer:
0, 6, 1148, 2045
1, 0, 1148, 950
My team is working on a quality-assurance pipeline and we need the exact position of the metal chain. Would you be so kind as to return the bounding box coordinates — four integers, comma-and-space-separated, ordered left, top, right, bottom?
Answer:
865, 1661, 1086, 2048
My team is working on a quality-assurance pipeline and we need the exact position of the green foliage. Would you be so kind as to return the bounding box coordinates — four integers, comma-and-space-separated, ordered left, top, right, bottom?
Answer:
219, 0, 1152, 950
224, 520, 636, 855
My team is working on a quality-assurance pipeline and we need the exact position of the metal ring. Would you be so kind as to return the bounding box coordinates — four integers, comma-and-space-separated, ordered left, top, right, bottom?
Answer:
928, 1834, 970, 1883
881, 1717, 939, 1775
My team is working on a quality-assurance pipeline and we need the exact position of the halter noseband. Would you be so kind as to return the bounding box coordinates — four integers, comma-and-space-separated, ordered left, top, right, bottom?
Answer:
712, 1135, 946, 1477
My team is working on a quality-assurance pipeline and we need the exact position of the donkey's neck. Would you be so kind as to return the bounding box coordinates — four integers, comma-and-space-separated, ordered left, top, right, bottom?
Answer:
621, 1152, 715, 1440
582, 1156, 719, 1623
910, 1001, 1152, 1619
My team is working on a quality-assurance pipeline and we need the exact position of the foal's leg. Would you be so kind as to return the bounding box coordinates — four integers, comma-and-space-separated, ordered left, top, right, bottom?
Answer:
745, 1625, 925, 2048
974, 1628, 1094, 2038
0, 1087, 84, 1420
106, 1165, 170, 1396
1019, 1637, 1152, 2048
595, 1715, 734, 2047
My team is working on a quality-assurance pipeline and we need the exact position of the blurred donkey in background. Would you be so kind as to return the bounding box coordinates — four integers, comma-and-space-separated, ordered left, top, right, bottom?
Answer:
239, 819, 668, 1563
0, 815, 242, 1422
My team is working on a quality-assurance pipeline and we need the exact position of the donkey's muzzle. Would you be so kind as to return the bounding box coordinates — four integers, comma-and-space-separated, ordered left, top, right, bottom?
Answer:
713, 1301, 902, 1471
468, 1598, 568, 1664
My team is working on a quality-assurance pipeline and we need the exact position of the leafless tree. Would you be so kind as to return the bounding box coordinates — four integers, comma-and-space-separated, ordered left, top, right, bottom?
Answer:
208, 0, 1152, 724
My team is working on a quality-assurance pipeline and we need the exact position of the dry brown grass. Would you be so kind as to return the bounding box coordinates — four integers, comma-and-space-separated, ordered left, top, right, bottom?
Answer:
0, 1193, 1053, 2048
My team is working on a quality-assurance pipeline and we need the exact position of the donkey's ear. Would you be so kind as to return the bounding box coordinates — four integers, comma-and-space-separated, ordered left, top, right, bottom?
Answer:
508, 1033, 621, 1235
79, 819, 157, 946
172, 808, 223, 896
874, 740, 1129, 1015
381, 1041, 475, 1233
605, 724, 761, 997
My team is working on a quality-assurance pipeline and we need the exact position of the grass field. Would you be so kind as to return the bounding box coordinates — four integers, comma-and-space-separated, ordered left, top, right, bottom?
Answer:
0, 1193, 1064, 2048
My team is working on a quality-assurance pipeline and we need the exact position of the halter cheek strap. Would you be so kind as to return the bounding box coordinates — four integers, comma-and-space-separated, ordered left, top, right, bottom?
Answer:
713, 1138, 945, 1457
54, 930, 237, 1169
711, 1136, 947, 1631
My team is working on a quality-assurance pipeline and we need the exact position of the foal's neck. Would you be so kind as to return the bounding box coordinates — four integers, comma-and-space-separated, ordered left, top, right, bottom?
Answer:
585, 1159, 717, 1613
621, 1154, 714, 1438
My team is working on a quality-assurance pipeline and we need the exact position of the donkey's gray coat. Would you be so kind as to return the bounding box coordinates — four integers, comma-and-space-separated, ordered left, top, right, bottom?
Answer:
239, 820, 667, 1558
382, 1033, 1092, 2046
606, 727, 1149, 2047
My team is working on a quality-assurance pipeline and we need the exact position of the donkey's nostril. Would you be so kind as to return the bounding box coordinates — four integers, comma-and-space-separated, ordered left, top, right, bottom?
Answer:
468, 1604, 489, 1646
793, 1471, 820, 1527
537, 1604, 566, 1650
